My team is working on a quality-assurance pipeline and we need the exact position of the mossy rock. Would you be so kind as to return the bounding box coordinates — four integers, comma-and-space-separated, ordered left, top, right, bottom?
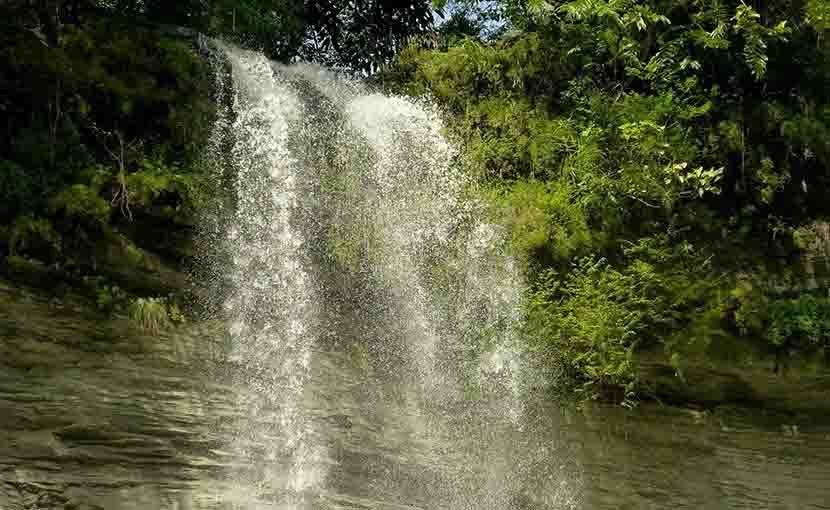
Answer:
639, 348, 830, 417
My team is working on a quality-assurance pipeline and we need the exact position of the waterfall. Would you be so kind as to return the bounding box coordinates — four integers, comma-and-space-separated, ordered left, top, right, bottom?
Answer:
202, 43, 576, 509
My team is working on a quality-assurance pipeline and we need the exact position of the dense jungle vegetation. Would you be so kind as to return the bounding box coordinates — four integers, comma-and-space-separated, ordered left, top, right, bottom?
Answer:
385, 0, 830, 404
0, 0, 435, 327
3, 0, 830, 406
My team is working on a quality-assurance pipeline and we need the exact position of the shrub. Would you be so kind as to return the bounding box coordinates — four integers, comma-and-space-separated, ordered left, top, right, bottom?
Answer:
127, 295, 186, 332
125, 159, 198, 221
95, 282, 129, 316
730, 278, 770, 337
120, 235, 146, 268
487, 180, 591, 266
729, 276, 830, 352
766, 294, 830, 349
166, 298, 186, 325
48, 184, 111, 228
9, 216, 62, 262
128, 297, 171, 332
527, 235, 719, 401
531, 257, 661, 398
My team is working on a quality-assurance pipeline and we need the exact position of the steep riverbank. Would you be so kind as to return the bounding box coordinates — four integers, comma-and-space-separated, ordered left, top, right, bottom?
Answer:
640, 350, 830, 419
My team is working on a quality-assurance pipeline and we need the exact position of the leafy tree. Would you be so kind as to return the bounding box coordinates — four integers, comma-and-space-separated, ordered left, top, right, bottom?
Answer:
387, 0, 830, 400
87, 0, 435, 73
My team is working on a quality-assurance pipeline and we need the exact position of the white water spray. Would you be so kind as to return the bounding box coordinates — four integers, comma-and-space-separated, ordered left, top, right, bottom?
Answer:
203, 43, 577, 509
213, 47, 326, 507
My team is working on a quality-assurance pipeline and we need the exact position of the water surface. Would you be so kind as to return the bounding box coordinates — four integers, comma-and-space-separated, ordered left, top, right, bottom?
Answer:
1, 287, 829, 510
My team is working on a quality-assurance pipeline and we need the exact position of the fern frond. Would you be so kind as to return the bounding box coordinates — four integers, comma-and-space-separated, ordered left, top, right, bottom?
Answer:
743, 32, 768, 78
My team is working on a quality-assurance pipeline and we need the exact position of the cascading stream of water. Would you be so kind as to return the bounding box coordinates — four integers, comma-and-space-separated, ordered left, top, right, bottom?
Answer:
211, 46, 327, 507
204, 43, 581, 509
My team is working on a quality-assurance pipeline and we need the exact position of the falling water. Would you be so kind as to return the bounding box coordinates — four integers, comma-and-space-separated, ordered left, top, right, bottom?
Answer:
203, 44, 581, 509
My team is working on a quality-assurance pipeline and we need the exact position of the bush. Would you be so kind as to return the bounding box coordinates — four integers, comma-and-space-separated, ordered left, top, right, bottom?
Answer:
527, 234, 720, 401
767, 294, 830, 349
487, 180, 591, 266
128, 297, 171, 332
0, 17, 214, 228
127, 295, 186, 332
528, 257, 660, 399
730, 279, 770, 337
729, 276, 830, 352
125, 159, 198, 221
94, 281, 129, 316
48, 185, 111, 228
9, 216, 62, 262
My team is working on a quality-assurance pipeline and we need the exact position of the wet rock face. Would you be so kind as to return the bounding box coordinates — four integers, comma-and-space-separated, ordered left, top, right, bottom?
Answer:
0, 483, 77, 510
0, 281, 233, 509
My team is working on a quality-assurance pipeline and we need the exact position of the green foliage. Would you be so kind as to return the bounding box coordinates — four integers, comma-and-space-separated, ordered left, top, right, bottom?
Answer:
126, 159, 199, 221
732, 3, 790, 80
526, 235, 718, 399
128, 297, 170, 332
48, 185, 111, 229
127, 296, 182, 332
730, 279, 769, 336
0, 11, 220, 285
388, 0, 830, 401
528, 259, 643, 398
730, 277, 830, 351
767, 295, 830, 349
806, 0, 830, 33
94, 281, 130, 316
793, 221, 830, 256
0, 15, 215, 228
167, 299, 186, 325
9, 217, 62, 262
487, 180, 591, 264
59, 23, 215, 161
